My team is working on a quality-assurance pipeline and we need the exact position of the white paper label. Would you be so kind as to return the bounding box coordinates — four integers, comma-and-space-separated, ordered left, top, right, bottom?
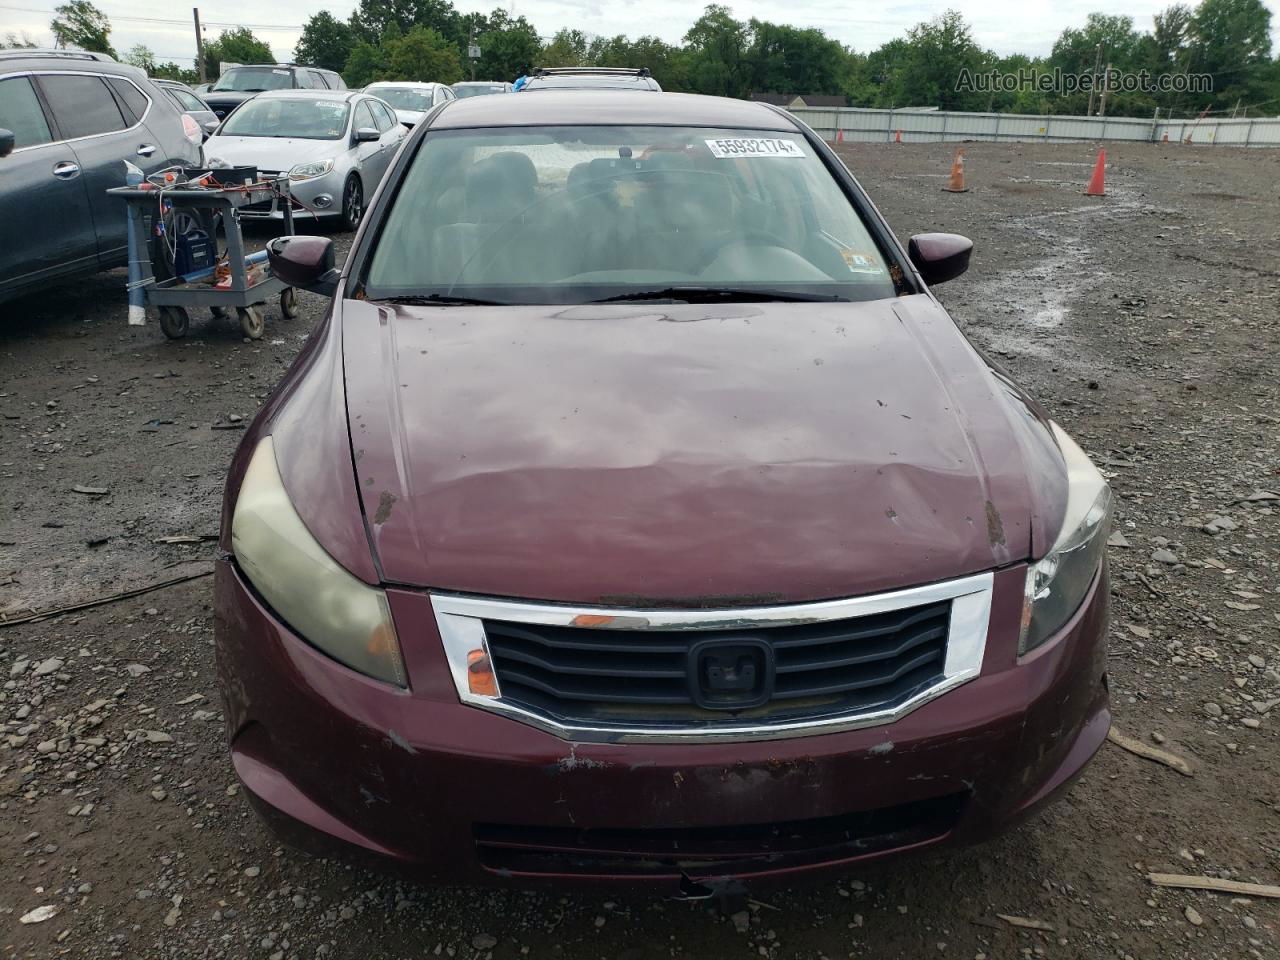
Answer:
704, 137, 804, 159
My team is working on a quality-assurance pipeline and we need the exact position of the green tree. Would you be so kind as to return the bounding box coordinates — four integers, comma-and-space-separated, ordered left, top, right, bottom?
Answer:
50, 0, 113, 56
881, 10, 991, 110
1187, 0, 1273, 109
471, 9, 541, 81
123, 43, 156, 73
682, 5, 750, 98
1048, 13, 1145, 113
343, 39, 387, 87
383, 24, 463, 82
2, 32, 38, 48
745, 20, 848, 96
153, 61, 198, 83
295, 12, 354, 72
351, 0, 462, 47
539, 28, 592, 67
203, 28, 274, 74
589, 34, 689, 90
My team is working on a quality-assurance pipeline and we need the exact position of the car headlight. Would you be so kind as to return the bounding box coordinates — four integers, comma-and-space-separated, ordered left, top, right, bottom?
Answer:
1019, 422, 1112, 655
231, 437, 407, 686
289, 159, 334, 182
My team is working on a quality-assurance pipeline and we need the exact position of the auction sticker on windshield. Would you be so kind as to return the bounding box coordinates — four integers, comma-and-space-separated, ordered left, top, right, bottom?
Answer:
705, 137, 804, 159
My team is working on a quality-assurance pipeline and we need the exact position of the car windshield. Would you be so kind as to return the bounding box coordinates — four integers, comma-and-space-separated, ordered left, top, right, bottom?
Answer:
220, 98, 349, 139
454, 84, 506, 97
212, 67, 295, 93
371, 87, 433, 110
364, 125, 897, 305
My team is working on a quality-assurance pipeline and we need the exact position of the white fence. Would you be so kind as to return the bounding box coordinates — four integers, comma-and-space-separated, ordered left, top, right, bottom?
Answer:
789, 106, 1280, 148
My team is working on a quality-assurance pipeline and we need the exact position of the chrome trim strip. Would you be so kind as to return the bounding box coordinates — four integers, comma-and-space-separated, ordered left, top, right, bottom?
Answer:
430, 572, 994, 744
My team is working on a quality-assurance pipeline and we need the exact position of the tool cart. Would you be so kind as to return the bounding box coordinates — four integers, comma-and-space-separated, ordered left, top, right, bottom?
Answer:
107, 172, 300, 340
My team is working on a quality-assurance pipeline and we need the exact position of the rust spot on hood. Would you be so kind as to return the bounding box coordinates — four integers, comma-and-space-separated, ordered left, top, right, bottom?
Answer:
985, 500, 1006, 547
373, 490, 397, 525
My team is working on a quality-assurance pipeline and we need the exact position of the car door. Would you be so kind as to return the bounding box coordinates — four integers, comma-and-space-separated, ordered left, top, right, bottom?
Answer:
34, 72, 165, 267
350, 99, 389, 187
0, 73, 98, 298
368, 99, 404, 187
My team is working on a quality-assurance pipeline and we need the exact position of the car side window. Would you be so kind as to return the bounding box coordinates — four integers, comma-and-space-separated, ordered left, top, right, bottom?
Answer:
324, 72, 346, 90
107, 78, 150, 123
37, 74, 127, 140
0, 76, 53, 149
353, 100, 376, 133
306, 71, 328, 90
371, 101, 395, 133
172, 89, 205, 111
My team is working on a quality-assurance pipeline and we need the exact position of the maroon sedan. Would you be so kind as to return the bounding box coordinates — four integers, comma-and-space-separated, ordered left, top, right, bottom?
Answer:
217, 91, 1112, 893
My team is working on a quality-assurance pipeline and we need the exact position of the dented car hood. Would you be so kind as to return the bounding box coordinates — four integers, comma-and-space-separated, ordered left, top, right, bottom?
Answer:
337, 294, 1067, 606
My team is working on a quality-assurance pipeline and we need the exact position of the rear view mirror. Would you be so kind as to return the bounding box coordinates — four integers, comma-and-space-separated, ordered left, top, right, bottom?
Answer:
203, 119, 220, 133
267, 235, 339, 297
0, 129, 14, 159
354, 127, 380, 142
907, 233, 973, 286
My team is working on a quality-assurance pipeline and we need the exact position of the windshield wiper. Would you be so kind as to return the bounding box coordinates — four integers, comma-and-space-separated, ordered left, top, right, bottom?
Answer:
373, 294, 507, 306
591, 286, 847, 304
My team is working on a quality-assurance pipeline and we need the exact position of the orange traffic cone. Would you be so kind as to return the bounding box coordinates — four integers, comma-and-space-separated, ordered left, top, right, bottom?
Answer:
1084, 148, 1106, 196
836, 128, 844, 143
941, 149, 968, 193
895, 129, 902, 144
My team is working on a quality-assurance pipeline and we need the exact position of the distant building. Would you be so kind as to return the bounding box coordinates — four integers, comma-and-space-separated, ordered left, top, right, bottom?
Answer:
750, 93, 847, 108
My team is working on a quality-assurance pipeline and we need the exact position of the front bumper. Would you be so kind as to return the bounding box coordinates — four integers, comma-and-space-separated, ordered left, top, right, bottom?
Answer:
238, 172, 343, 220
214, 561, 1110, 891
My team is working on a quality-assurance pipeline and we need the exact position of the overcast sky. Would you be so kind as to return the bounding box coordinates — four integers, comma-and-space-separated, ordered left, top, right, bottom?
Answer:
3, 0, 1279, 73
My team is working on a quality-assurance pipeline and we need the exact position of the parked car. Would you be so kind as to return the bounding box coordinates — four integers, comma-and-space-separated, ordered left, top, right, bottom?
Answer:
202, 63, 346, 121
0, 49, 203, 304
203, 89, 405, 229
451, 80, 513, 97
519, 66, 661, 92
221, 91, 1111, 891
153, 78, 219, 139
363, 81, 455, 127
193, 82, 212, 95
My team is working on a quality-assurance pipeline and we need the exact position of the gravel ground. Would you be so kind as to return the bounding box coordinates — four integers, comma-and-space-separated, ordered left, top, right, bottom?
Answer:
1, 141, 1278, 959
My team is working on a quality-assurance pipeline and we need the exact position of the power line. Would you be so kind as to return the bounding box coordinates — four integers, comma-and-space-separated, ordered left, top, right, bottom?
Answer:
0, 4, 303, 29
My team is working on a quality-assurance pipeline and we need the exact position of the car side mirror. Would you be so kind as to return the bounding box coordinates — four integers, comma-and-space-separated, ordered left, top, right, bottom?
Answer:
0, 129, 14, 159
354, 127, 380, 142
267, 235, 339, 297
907, 233, 973, 286
203, 119, 220, 133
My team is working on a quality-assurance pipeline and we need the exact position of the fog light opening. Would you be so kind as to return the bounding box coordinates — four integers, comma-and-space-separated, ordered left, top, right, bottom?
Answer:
312, 194, 333, 209
467, 649, 498, 697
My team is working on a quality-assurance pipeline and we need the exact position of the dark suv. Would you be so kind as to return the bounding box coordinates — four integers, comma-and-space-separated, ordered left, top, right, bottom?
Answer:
0, 49, 203, 304
203, 63, 347, 120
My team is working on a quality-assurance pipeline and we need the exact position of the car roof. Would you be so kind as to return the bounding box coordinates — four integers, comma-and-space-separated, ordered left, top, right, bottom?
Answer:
251, 89, 361, 101
432, 90, 798, 131
367, 81, 445, 89
523, 75, 659, 91
0, 50, 148, 81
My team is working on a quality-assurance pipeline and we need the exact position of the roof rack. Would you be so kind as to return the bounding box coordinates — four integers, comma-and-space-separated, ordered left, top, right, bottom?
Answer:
0, 48, 117, 62
532, 67, 650, 78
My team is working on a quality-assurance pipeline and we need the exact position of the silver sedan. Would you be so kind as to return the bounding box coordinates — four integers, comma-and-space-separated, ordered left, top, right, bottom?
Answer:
204, 90, 406, 229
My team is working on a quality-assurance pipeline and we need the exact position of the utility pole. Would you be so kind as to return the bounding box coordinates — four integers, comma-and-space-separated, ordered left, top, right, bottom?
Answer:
1098, 61, 1111, 117
193, 7, 206, 83
1086, 43, 1102, 116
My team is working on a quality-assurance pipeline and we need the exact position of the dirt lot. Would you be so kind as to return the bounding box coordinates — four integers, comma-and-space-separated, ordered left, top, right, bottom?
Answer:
2, 141, 1278, 960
